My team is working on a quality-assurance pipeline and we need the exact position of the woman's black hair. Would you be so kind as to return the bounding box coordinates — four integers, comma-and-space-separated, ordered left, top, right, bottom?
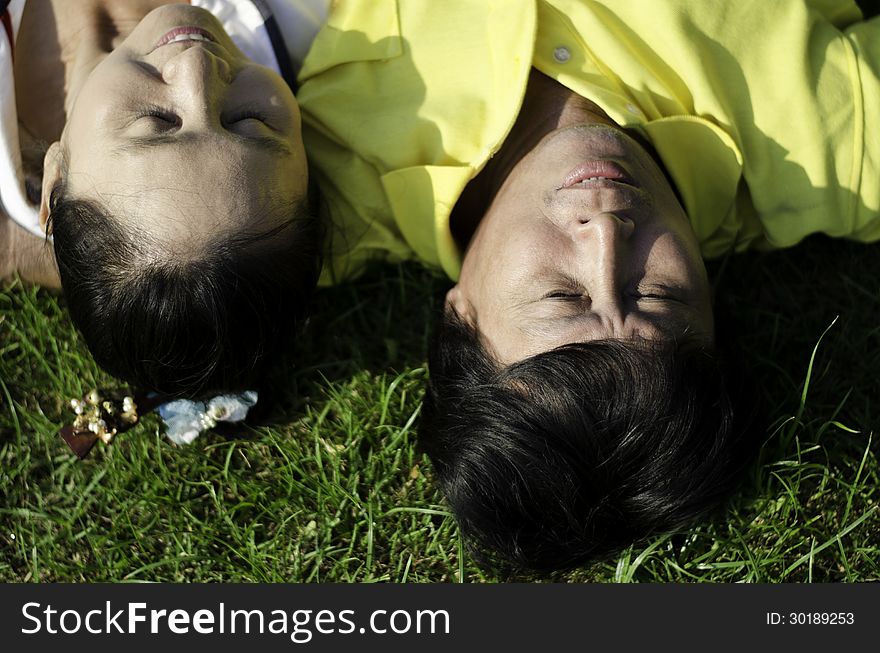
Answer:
49, 186, 321, 398
419, 310, 758, 573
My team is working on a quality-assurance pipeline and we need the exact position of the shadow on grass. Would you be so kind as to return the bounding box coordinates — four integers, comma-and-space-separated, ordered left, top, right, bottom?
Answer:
251, 261, 447, 427
711, 235, 878, 451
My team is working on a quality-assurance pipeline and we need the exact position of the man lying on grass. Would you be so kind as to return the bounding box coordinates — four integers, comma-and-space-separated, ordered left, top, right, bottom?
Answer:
297, 0, 880, 571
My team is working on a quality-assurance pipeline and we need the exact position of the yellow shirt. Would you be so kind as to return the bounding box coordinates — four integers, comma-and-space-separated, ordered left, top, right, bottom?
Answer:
298, 0, 880, 283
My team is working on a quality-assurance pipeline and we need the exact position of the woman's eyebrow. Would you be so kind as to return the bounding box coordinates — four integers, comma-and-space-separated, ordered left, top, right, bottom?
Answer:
114, 131, 292, 157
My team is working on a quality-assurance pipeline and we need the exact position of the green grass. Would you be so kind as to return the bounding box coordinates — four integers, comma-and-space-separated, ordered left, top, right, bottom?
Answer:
1, 235, 878, 582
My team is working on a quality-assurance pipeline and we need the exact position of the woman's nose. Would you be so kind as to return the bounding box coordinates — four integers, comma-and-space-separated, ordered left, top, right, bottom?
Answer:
162, 45, 233, 93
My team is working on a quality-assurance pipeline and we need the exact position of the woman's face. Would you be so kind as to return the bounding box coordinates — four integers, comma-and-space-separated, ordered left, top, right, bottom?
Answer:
48, 4, 307, 248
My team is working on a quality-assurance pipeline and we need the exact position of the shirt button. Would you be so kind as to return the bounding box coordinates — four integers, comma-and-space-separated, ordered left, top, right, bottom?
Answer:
626, 103, 640, 114
553, 46, 571, 63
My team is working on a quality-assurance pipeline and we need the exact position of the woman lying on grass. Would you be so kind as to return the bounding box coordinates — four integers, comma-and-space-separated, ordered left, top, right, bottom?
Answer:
0, 0, 324, 404
296, 0, 880, 571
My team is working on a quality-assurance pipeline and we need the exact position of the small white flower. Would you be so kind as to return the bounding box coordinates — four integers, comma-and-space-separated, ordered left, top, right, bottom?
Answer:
157, 391, 258, 446
208, 392, 258, 423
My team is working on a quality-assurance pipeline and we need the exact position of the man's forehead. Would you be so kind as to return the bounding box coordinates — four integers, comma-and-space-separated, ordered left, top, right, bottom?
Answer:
490, 308, 712, 364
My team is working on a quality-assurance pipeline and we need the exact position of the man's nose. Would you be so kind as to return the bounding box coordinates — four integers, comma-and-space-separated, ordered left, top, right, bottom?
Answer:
572, 212, 634, 243
576, 213, 634, 322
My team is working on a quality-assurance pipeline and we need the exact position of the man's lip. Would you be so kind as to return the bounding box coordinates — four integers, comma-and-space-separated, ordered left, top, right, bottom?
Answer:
560, 161, 637, 189
151, 26, 217, 52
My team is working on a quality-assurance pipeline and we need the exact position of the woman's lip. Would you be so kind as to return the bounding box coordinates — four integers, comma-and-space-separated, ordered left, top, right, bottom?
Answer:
560, 161, 636, 188
152, 26, 217, 52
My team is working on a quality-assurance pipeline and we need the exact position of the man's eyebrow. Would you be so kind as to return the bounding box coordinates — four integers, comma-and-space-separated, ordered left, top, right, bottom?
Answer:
520, 301, 705, 341
114, 131, 292, 157
640, 307, 697, 340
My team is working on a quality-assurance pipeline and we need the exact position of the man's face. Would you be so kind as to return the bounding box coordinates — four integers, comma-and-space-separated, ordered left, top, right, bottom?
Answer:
450, 122, 713, 365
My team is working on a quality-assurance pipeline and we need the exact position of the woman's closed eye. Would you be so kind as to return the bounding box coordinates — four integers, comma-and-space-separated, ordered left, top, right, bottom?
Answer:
130, 105, 273, 133
135, 105, 180, 129
223, 104, 274, 132
226, 108, 267, 123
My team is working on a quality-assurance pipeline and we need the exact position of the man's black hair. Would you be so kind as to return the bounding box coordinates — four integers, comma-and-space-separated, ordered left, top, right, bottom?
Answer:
419, 310, 757, 573
49, 187, 321, 398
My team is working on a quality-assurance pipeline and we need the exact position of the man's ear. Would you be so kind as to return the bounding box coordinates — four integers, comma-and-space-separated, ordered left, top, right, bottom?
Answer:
39, 142, 63, 231
445, 285, 474, 322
